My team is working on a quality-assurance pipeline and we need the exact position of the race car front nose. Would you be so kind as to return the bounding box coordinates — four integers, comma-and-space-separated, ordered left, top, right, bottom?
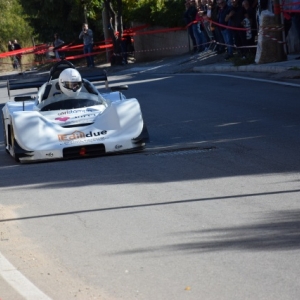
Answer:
62, 143, 106, 159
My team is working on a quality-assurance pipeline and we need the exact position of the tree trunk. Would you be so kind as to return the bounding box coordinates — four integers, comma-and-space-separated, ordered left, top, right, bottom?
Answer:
103, 0, 124, 65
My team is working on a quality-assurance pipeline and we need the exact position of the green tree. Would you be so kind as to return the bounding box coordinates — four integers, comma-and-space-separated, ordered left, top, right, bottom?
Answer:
0, 0, 33, 52
18, 0, 103, 44
7, 0, 185, 66
16, 0, 185, 46
128, 0, 185, 28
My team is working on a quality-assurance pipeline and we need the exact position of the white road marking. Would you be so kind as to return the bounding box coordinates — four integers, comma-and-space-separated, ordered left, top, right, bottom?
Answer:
115, 67, 300, 87
0, 253, 52, 300
176, 73, 300, 87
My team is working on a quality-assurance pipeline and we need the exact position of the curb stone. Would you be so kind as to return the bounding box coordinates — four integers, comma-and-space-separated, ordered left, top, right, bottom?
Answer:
193, 65, 290, 73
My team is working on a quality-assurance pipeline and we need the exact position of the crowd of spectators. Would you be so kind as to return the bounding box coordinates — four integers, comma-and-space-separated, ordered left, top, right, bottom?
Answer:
184, 0, 259, 60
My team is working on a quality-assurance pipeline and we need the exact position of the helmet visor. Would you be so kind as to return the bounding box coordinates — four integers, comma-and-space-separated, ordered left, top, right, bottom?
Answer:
62, 81, 82, 92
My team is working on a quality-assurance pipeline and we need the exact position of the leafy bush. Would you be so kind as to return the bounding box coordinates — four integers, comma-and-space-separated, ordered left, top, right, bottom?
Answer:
0, 0, 33, 52
128, 0, 186, 28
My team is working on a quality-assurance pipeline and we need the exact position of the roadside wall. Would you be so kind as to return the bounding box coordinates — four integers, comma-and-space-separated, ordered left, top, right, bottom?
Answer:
133, 27, 190, 62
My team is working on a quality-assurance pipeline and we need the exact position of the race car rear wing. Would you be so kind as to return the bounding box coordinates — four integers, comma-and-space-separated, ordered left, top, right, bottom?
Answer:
7, 77, 47, 94
7, 72, 108, 99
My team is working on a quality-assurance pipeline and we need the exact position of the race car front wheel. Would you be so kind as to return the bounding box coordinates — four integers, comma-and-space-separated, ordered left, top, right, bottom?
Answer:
10, 125, 20, 162
2, 114, 9, 154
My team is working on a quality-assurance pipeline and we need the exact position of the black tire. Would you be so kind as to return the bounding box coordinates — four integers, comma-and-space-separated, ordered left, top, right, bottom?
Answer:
2, 114, 9, 154
10, 125, 20, 162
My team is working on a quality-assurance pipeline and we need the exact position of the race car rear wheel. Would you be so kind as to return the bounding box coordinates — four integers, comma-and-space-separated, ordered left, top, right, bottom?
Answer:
10, 125, 20, 162
1, 114, 9, 154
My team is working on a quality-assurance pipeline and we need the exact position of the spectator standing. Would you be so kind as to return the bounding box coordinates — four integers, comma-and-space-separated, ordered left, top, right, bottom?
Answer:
8, 41, 16, 69
207, 0, 213, 18
79, 23, 95, 67
199, 0, 208, 14
184, 0, 197, 53
13, 39, 22, 69
227, 0, 246, 57
210, 0, 226, 53
283, 11, 292, 40
190, 0, 203, 51
217, 0, 234, 59
242, 0, 257, 51
199, 0, 211, 48
191, 1, 207, 51
8, 40, 14, 52
53, 33, 65, 59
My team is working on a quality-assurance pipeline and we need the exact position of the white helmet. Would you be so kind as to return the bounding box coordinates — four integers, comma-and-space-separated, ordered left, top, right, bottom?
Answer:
59, 68, 82, 97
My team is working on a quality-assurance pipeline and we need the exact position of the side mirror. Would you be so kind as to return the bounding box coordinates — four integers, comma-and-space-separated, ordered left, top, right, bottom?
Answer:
14, 96, 35, 102
110, 85, 128, 92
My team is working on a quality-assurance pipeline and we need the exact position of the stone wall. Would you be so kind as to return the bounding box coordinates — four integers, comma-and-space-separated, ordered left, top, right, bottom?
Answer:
133, 27, 190, 62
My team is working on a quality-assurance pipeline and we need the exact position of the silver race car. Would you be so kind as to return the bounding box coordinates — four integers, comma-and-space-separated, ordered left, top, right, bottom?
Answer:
2, 60, 149, 163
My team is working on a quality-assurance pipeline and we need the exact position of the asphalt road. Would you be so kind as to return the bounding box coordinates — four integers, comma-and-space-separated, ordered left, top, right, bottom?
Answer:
0, 71, 299, 300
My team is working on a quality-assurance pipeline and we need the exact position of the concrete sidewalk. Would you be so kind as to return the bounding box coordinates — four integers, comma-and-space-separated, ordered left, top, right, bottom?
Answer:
193, 53, 300, 74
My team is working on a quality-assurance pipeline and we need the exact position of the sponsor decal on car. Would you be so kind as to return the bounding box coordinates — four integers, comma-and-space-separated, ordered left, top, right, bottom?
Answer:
55, 114, 98, 123
58, 130, 107, 141
57, 108, 99, 116
53, 110, 101, 125
55, 117, 70, 122
61, 136, 108, 145
74, 113, 97, 119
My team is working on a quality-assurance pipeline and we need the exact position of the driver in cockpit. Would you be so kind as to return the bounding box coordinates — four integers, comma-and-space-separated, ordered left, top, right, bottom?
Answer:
59, 68, 83, 97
